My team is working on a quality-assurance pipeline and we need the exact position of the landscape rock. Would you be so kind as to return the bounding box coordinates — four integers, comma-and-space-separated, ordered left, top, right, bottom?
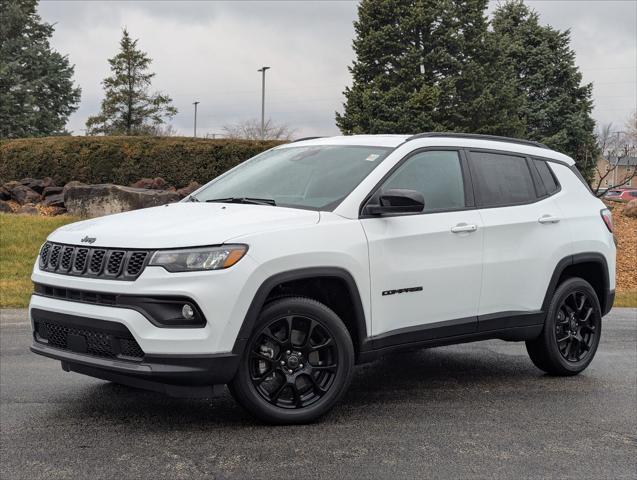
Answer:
9, 184, 41, 205
177, 181, 201, 199
63, 181, 87, 193
0, 200, 12, 213
43, 193, 65, 208
3, 181, 21, 191
0, 185, 10, 201
64, 184, 180, 218
131, 177, 168, 190
18, 203, 39, 215
47, 206, 67, 216
42, 186, 64, 198
20, 177, 55, 194
624, 199, 637, 218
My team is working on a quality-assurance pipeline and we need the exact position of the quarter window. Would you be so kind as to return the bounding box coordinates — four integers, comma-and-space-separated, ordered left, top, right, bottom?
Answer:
380, 150, 465, 211
534, 159, 560, 195
469, 152, 536, 207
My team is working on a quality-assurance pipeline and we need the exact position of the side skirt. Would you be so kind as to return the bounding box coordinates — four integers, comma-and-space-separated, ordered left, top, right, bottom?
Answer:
358, 311, 544, 363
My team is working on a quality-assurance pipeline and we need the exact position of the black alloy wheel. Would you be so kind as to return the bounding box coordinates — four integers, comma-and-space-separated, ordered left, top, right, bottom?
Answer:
554, 290, 598, 363
526, 277, 602, 376
230, 297, 354, 424
249, 313, 338, 409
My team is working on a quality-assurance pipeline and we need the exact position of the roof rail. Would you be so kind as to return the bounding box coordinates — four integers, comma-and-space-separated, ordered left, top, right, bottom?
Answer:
292, 136, 324, 143
405, 132, 549, 149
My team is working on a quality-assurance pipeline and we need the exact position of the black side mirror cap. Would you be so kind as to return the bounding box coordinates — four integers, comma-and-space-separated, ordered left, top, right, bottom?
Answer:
365, 189, 425, 215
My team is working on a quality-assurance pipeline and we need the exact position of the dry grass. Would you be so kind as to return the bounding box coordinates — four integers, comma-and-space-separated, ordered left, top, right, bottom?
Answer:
0, 213, 79, 307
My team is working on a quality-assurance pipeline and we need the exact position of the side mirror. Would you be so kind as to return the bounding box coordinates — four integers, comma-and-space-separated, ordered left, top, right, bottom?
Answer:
365, 189, 425, 215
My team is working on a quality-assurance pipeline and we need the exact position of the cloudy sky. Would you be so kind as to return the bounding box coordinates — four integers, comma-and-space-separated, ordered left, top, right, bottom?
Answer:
39, 0, 636, 138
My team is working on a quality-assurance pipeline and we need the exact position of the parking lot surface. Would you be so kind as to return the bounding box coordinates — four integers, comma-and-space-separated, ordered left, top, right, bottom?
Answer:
1, 308, 635, 479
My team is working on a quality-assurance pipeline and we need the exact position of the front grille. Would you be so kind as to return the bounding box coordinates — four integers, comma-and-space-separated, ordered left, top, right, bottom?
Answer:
34, 318, 144, 361
38, 242, 151, 280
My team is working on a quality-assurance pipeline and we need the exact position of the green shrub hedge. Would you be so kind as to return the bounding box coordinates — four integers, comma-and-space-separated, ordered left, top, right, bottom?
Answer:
0, 136, 284, 187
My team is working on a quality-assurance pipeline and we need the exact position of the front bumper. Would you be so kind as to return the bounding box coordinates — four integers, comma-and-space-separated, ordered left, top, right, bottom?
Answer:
30, 308, 240, 396
31, 343, 238, 397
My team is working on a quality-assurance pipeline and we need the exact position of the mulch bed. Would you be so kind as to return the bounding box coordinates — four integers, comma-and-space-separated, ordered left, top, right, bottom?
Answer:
606, 201, 636, 292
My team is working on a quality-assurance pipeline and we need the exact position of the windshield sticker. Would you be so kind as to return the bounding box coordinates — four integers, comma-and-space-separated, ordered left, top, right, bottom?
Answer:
365, 154, 380, 162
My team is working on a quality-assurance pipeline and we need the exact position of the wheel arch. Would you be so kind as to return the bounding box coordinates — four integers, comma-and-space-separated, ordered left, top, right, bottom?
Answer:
543, 253, 612, 316
232, 267, 369, 360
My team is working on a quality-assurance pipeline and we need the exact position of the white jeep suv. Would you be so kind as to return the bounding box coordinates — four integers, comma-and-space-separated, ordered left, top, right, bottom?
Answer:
30, 133, 616, 424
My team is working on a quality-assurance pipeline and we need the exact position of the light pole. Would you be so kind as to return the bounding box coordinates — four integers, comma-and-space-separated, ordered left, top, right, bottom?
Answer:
193, 101, 200, 137
257, 66, 270, 140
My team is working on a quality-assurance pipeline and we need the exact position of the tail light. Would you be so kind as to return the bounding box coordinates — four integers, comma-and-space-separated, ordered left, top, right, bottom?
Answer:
600, 208, 613, 233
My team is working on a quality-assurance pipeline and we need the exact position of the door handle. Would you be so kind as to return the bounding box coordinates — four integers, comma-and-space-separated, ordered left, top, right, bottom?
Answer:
538, 215, 560, 224
451, 223, 478, 233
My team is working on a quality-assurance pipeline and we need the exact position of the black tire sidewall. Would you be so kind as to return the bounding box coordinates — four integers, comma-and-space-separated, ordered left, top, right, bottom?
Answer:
231, 297, 354, 424
542, 278, 602, 374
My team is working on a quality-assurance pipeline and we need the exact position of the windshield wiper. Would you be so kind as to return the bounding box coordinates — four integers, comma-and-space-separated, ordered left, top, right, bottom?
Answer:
205, 197, 276, 206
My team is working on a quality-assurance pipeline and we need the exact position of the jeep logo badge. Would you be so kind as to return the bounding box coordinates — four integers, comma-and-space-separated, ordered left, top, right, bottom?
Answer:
81, 236, 96, 244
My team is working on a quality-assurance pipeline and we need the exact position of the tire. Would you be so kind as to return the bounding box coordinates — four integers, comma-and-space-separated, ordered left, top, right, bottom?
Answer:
230, 297, 354, 424
526, 277, 602, 376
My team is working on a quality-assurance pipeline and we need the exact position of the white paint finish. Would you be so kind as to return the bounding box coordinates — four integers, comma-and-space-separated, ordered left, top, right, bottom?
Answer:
477, 196, 573, 314
549, 163, 616, 290
49, 202, 319, 249
31, 254, 268, 354
228, 211, 373, 335
362, 210, 484, 335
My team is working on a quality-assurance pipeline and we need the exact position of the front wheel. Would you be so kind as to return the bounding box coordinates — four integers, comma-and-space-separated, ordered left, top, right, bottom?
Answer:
526, 277, 602, 376
230, 297, 354, 424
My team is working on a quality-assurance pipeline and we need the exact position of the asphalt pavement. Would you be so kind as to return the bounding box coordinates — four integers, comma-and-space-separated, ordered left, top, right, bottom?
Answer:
1, 308, 635, 479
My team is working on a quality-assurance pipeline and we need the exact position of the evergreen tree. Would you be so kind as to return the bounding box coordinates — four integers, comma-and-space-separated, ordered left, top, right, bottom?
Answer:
336, 0, 525, 137
492, 1, 597, 178
0, 0, 81, 138
86, 29, 177, 135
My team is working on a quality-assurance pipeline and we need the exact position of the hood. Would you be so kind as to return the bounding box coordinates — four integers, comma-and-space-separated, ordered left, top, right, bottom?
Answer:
49, 203, 320, 249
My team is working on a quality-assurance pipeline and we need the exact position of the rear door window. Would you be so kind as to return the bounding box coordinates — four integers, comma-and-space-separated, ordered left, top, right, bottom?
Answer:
469, 151, 537, 207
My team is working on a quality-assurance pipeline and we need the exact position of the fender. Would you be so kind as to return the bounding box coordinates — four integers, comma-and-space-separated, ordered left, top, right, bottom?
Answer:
231, 267, 369, 356
541, 252, 612, 315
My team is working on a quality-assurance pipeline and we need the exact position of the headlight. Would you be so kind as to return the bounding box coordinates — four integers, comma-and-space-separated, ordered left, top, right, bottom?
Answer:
149, 245, 248, 272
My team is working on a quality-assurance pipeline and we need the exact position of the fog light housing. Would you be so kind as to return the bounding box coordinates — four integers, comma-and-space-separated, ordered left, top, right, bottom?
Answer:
182, 304, 195, 320
116, 297, 206, 328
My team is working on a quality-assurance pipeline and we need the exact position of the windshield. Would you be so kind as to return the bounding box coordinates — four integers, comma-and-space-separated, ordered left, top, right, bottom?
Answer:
192, 145, 392, 210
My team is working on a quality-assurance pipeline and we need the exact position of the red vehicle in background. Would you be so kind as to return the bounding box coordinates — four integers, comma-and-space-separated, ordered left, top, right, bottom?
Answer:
604, 188, 637, 202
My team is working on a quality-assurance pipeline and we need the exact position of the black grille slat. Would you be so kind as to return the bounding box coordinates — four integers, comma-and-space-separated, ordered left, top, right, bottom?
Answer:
60, 246, 74, 271
89, 250, 106, 274
38, 242, 149, 280
127, 252, 148, 276
40, 243, 51, 267
107, 251, 125, 275
35, 320, 144, 361
73, 248, 89, 272
49, 245, 61, 269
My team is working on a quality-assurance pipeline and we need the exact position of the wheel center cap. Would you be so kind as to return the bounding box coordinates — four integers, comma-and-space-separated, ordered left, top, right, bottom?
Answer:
570, 319, 577, 330
287, 355, 300, 369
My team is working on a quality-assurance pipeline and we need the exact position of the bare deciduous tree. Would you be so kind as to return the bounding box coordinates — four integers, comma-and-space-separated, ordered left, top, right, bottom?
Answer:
148, 124, 178, 137
222, 118, 295, 141
589, 118, 637, 197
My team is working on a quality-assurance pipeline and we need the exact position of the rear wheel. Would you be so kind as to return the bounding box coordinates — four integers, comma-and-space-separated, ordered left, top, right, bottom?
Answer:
526, 277, 602, 376
230, 297, 354, 424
